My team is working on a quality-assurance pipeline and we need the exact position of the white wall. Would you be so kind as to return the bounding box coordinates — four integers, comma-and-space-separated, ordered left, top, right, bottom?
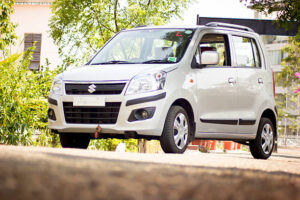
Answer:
11, 4, 60, 69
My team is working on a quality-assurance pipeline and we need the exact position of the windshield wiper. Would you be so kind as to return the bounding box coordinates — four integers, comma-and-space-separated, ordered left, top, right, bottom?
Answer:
91, 60, 172, 65
91, 60, 134, 65
142, 60, 172, 64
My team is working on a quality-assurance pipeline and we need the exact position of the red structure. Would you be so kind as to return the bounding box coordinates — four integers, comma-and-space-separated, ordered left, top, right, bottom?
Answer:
188, 140, 242, 151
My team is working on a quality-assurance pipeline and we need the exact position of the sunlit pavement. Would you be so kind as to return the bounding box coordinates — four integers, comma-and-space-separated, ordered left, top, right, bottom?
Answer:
0, 145, 300, 200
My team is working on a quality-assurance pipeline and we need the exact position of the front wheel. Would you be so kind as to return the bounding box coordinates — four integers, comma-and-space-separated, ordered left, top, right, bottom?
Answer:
59, 133, 90, 149
249, 118, 275, 159
160, 106, 191, 153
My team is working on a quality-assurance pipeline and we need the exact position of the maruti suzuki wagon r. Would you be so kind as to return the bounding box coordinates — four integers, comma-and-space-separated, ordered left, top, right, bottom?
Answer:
48, 22, 277, 159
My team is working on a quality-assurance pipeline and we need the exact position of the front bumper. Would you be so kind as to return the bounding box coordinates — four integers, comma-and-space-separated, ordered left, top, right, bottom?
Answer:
48, 91, 168, 136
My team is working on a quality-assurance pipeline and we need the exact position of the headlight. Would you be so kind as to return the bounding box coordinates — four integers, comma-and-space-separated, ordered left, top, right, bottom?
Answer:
50, 75, 63, 95
126, 71, 167, 95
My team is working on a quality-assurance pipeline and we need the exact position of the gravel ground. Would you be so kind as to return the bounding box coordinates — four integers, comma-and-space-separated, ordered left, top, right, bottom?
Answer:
0, 145, 300, 200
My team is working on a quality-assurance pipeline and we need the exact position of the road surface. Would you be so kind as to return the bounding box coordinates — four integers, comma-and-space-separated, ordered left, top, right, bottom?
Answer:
0, 145, 300, 200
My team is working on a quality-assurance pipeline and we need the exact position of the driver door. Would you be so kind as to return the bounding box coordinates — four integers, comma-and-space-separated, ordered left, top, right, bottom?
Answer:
195, 33, 238, 134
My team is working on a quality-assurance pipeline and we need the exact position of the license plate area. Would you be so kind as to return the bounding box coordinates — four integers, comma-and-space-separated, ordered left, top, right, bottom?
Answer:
73, 97, 106, 107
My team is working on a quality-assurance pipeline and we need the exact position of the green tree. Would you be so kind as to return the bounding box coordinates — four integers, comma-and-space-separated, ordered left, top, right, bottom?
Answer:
0, 50, 61, 145
49, 0, 194, 66
278, 38, 300, 87
0, 0, 17, 57
275, 38, 300, 136
241, 0, 300, 38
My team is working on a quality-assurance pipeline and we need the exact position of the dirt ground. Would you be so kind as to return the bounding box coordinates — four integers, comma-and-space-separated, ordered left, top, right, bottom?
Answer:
0, 145, 300, 200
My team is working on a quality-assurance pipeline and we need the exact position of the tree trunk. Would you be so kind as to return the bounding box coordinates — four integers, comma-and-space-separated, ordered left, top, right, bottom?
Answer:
138, 139, 147, 153
114, 0, 119, 32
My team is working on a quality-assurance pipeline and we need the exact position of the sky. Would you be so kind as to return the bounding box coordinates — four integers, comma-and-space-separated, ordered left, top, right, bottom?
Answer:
169, 0, 255, 25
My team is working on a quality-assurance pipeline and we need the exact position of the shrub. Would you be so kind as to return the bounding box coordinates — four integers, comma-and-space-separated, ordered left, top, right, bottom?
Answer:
0, 48, 61, 146
89, 139, 138, 152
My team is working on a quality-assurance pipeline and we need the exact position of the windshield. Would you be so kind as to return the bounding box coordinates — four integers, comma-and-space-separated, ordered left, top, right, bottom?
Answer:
90, 28, 195, 65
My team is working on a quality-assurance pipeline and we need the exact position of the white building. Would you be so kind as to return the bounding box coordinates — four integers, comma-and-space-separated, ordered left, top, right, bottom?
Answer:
10, 0, 60, 69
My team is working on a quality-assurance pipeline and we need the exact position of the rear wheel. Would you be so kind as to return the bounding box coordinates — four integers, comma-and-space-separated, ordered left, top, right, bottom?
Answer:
249, 118, 274, 159
160, 106, 190, 153
59, 133, 90, 149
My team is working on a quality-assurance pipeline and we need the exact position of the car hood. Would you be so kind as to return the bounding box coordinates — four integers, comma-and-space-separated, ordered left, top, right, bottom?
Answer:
61, 64, 177, 82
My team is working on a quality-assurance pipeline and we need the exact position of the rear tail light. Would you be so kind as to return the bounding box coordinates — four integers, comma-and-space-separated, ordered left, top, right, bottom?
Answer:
272, 70, 275, 98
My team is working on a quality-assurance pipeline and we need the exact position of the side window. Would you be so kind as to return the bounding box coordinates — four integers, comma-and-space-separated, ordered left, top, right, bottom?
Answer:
232, 36, 261, 68
199, 34, 231, 67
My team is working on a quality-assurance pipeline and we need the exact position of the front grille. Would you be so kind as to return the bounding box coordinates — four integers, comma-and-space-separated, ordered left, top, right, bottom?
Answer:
65, 83, 126, 95
63, 102, 121, 124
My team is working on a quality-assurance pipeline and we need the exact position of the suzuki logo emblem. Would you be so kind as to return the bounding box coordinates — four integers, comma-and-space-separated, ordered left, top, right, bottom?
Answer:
88, 84, 96, 93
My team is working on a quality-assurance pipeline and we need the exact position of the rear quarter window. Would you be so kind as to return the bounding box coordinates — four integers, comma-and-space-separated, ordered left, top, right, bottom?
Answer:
232, 36, 261, 68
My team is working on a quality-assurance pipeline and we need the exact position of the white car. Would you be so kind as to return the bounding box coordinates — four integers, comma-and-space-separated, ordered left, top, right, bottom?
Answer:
48, 23, 277, 159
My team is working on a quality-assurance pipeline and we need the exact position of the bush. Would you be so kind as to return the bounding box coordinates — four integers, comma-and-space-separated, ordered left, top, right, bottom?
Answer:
89, 139, 138, 152
0, 49, 61, 146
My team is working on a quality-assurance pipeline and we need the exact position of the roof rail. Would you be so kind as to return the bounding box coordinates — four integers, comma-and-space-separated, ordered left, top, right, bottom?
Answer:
206, 22, 254, 32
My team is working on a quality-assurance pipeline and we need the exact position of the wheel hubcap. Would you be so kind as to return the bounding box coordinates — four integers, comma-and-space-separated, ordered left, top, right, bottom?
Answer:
173, 113, 188, 149
261, 123, 273, 154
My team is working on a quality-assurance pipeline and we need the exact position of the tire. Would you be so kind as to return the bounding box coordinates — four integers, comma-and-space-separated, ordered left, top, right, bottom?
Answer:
59, 133, 90, 149
249, 118, 275, 159
160, 106, 191, 153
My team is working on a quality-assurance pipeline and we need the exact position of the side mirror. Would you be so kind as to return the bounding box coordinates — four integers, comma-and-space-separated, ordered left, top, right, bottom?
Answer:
201, 51, 219, 65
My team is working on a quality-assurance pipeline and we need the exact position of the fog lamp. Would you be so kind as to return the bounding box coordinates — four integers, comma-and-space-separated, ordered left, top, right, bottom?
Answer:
141, 110, 149, 119
128, 107, 156, 122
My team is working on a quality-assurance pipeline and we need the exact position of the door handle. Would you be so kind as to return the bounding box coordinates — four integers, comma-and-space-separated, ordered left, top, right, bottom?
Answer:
258, 78, 263, 84
228, 77, 236, 84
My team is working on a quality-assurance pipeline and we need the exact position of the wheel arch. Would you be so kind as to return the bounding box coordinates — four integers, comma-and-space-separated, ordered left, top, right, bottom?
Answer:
171, 98, 196, 140
260, 109, 277, 138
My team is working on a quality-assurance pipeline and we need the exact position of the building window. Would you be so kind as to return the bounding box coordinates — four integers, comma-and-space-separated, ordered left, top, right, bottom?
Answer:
24, 33, 42, 70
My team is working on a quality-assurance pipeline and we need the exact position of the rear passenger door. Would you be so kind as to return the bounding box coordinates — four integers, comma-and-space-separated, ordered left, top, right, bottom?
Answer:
231, 35, 265, 134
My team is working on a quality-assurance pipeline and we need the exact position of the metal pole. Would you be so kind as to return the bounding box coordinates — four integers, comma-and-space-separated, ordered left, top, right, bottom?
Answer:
284, 116, 287, 145
297, 95, 299, 146
297, 95, 300, 139
284, 74, 288, 145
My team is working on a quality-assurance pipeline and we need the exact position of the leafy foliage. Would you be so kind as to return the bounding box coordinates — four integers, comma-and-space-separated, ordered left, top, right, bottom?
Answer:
278, 38, 300, 87
0, 46, 63, 145
89, 138, 138, 152
49, 0, 194, 66
241, 0, 300, 38
0, 0, 17, 56
275, 38, 300, 135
